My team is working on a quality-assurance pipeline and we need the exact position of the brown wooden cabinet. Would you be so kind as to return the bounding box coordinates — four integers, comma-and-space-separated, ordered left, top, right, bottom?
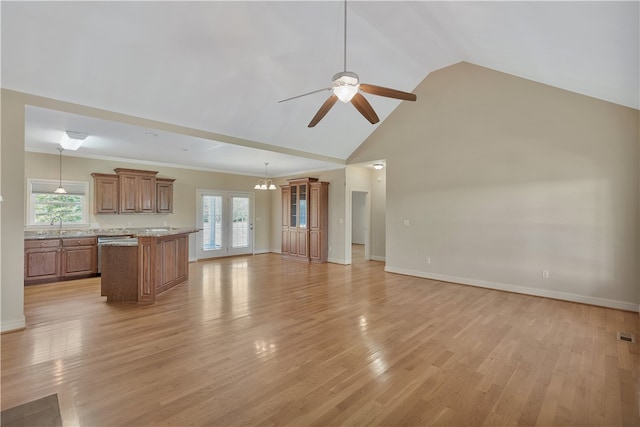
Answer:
102, 232, 192, 304
281, 186, 290, 255
116, 168, 158, 214
309, 181, 329, 262
281, 178, 329, 263
24, 239, 61, 284
92, 168, 174, 214
91, 173, 119, 214
157, 233, 188, 293
24, 237, 97, 284
156, 178, 175, 213
61, 237, 98, 278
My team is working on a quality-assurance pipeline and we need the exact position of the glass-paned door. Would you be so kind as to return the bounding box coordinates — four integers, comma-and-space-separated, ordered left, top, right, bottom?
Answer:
196, 190, 253, 259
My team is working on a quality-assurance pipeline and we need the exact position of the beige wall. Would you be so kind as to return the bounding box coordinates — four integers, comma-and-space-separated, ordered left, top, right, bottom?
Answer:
25, 152, 273, 253
349, 62, 640, 311
1, 90, 27, 331
24, 152, 271, 259
369, 168, 386, 261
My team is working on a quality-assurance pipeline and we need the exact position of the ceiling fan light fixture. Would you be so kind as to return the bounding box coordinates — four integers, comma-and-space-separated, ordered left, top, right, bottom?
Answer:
332, 71, 360, 103
373, 163, 385, 170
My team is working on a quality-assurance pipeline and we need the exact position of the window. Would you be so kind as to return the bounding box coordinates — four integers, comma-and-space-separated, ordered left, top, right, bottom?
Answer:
27, 179, 89, 226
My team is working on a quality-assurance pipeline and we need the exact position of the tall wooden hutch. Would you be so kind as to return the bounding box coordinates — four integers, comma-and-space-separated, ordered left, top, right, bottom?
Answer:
281, 178, 329, 263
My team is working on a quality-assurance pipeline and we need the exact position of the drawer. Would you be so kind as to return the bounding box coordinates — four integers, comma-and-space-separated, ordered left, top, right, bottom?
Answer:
25, 239, 61, 249
62, 237, 97, 247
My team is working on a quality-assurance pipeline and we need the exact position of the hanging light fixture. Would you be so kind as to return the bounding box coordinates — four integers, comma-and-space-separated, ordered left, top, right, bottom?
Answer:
254, 162, 277, 190
54, 147, 67, 194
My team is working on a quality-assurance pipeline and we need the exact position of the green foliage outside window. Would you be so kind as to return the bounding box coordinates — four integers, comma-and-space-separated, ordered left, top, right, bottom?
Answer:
33, 194, 84, 224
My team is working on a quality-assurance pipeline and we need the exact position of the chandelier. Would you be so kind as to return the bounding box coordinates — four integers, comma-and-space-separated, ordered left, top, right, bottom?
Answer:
254, 162, 277, 190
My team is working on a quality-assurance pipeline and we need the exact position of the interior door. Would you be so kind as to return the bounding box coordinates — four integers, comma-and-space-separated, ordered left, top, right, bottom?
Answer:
196, 190, 253, 260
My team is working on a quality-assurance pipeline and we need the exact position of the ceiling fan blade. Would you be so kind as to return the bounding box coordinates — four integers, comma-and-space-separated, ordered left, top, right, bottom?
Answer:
278, 88, 331, 103
308, 95, 338, 127
351, 93, 380, 124
359, 83, 417, 101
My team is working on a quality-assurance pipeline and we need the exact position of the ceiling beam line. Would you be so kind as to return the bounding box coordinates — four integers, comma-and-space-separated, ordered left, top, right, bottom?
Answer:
5, 89, 346, 166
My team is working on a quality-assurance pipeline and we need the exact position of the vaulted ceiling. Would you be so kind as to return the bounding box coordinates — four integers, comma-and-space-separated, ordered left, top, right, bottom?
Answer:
3, 1, 638, 176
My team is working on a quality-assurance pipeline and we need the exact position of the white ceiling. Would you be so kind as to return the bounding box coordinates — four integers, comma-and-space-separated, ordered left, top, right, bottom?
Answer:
3, 1, 638, 177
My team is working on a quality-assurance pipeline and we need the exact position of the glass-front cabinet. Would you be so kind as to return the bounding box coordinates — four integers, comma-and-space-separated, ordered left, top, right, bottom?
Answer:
281, 178, 329, 263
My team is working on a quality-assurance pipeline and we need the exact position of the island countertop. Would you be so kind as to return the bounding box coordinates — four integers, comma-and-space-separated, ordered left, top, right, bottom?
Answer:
25, 227, 199, 240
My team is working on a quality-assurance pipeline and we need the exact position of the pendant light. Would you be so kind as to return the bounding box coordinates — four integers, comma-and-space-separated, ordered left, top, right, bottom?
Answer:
254, 162, 277, 190
54, 147, 67, 194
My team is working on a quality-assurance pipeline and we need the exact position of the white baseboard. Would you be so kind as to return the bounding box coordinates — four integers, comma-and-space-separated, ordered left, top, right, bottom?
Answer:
270, 248, 282, 254
1, 316, 26, 333
328, 257, 347, 265
253, 249, 271, 255
385, 266, 639, 313
370, 255, 386, 262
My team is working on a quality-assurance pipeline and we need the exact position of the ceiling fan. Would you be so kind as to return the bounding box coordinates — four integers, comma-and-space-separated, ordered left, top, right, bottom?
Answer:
278, 0, 417, 128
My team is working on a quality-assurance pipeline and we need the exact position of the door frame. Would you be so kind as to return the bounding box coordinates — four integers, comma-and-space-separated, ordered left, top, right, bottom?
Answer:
195, 189, 255, 260
348, 189, 371, 263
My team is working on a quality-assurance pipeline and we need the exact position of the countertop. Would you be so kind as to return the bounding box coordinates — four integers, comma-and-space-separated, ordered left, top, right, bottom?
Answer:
25, 227, 200, 240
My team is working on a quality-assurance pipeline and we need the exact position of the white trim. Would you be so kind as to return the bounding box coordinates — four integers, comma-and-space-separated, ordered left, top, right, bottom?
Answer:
370, 255, 386, 262
195, 189, 254, 260
253, 249, 271, 255
270, 248, 282, 254
1, 316, 26, 333
26, 178, 89, 226
328, 257, 347, 265
384, 266, 639, 313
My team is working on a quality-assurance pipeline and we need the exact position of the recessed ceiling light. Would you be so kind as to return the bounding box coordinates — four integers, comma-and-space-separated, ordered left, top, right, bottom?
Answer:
373, 163, 385, 170
145, 132, 158, 137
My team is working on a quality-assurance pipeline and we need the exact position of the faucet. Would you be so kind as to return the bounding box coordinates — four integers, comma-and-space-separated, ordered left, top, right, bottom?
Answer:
50, 216, 63, 234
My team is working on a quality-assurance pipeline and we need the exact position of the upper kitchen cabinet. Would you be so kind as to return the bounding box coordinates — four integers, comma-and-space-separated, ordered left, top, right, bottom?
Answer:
156, 178, 175, 214
92, 168, 175, 214
116, 168, 158, 214
91, 173, 119, 214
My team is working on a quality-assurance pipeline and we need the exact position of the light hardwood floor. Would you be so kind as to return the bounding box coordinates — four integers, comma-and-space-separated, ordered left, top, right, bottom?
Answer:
2, 252, 639, 426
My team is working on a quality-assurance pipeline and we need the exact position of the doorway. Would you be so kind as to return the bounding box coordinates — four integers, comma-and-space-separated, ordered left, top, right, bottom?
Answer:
195, 190, 254, 260
351, 190, 370, 262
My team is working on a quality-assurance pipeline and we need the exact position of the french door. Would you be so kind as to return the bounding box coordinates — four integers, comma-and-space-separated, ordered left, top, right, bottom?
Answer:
196, 190, 254, 259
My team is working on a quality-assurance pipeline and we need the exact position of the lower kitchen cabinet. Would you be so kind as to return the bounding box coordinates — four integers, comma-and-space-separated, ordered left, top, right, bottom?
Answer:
61, 237, 98, 278
24, 237, 98, 285
24, 239, 61, 284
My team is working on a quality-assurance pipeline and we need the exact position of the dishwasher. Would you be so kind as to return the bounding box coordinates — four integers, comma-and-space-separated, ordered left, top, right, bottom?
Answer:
97, 235, 137, 273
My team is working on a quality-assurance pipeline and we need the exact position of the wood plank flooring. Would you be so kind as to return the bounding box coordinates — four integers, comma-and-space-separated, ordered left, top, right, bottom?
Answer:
2, 251, 638, 426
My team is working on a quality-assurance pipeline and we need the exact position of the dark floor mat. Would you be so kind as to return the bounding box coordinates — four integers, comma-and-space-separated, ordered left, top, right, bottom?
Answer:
1, 394, 62, 427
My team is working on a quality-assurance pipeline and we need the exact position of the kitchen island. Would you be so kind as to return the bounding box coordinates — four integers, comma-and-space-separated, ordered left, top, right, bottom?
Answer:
100, 228, 197, 303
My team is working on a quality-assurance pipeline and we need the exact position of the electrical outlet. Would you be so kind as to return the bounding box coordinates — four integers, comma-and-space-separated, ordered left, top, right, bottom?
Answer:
542, 270, 549, 279
403, 219, 410, 226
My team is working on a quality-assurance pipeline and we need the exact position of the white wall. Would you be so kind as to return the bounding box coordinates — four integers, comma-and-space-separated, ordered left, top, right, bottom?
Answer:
352, 192, 366, 244
370, 168, 386, 261
349, 62, 639, 311
1, 90, 27, 332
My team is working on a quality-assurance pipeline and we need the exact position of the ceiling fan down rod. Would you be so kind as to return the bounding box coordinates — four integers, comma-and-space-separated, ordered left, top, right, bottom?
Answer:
343, 0, 347, 72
